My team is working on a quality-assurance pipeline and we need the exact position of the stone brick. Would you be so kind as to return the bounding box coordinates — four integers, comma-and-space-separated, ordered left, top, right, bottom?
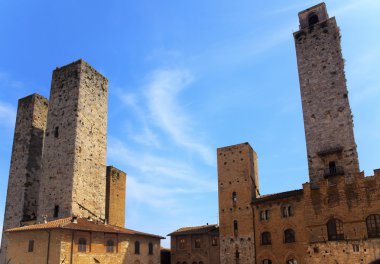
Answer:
106, 166, 127, 227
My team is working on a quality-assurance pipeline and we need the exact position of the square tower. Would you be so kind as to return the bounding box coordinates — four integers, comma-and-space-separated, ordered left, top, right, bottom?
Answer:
105, 166, 127, 227
294, 3, 360, 184
217, 142, 258, 264
0, 94, 48, 263
37, 60, 108, 222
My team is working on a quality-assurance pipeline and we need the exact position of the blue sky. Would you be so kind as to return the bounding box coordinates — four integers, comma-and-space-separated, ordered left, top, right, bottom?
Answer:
1, 0, 380, 247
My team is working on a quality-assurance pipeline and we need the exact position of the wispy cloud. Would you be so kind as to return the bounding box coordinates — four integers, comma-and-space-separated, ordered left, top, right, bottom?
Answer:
144, 69, 215, 166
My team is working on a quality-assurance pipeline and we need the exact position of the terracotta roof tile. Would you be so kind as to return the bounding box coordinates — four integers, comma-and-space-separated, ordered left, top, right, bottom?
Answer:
6, 217, 164, 239
168, 224, 218, 236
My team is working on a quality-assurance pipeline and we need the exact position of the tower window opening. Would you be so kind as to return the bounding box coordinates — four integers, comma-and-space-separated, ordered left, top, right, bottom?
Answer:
28, 240, 34, 252
134, 241, 140, 254
106, 239, 115, 253
232, 192, 237, 205
194, 238, 201, 248
262, 260, 272, 264
308, 13, 319, 26
329, 161, 337, 175
54, 126, 59, 138
234, 220, 238, 237
261, 232, 271, 245
366, 214, 380, 238
149, 242, 154, 255
53, 205, 59, 218
235, 250, 240, 264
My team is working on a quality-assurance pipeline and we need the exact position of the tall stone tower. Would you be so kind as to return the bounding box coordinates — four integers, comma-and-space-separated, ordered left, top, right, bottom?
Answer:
217, 143, 259, 264
105, 166, 127, 227
294, 3, 360, 184
37, 59, 108, 222
0, 94, 48, 263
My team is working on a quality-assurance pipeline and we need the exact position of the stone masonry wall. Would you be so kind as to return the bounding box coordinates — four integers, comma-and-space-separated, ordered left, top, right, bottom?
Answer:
294, 7, 359, 184
217, 143, 257, 264
106, 166, 126, 227
37, 59, 108, 222
0, 94, 48, 264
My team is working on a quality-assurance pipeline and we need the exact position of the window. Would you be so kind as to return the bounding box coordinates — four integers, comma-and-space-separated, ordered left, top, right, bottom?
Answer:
234, 220, 238, 237
28, 240, 34, 252
106, 239, 114, 253
284, 229, 295, 243
53, 205, 59, 218
329, 161, 337, 175
235, 250, 240, 264
352, 244, 360, 252
366, 214, 380, 238
308, 13, 319, 26
54, 126, 59, 138
282, 205, 293, 218
199, 262, 204, 264
179, 238, 186, 249
260, 210, 270, 220
194, 238, 201, 248
261, 232, 271, 245
212, 236, 218, 246
78, 238, 87, 252
327, 218, 344, 241
287, 260, 298, 264
262, 260, 272, 264
134, 241, 140, 254
232, 192, 237, 205
149, 242, 153, 255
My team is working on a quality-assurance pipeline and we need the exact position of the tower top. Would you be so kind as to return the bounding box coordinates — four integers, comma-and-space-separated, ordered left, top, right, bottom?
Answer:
298, 2, 329, 29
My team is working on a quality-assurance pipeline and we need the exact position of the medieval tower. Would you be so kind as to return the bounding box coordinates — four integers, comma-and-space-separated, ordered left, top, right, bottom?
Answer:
217, 143, 259, 264
294, 3, 360, 184
37, 60, 108, 222
0, 94, 48, 262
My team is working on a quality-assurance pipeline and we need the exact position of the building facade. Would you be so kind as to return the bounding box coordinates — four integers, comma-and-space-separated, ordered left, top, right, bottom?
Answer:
169, 225, 220, 264
216, 3, 380, 264
0, 60, 163, 264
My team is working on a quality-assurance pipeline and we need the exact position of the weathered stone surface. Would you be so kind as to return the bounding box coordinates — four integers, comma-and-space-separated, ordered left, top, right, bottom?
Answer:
294, 3, 359, 184
0, 94, 48, 263
217, 143, 258, 264
37, 59, 108, 222
106, 166, 127, 227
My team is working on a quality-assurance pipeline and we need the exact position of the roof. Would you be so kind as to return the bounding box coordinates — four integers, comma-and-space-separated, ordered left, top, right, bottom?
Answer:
252, 189, 304, 204
168, 224, 218, 236
6, 217, 164, 239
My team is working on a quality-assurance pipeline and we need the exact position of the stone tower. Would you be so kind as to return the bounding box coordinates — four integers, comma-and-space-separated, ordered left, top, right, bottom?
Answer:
0, 94, 48, 263
105, 166, 127, 227
294, 3, 360, 184
37, 60, 108, 222
217, 143, 259, 264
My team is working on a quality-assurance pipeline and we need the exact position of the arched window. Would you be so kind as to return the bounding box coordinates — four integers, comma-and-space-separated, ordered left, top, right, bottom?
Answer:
308, 13, 319, 26
261, 232, 271, 245
179, 238, 186, 249
134, 241, 140, 254
194, 238, 201, 248
260, 210, 270, 220
149, 242, 154, 255
282, 205, 293, 217
106, 239, 114, 253
232, 192, 237, 205
327, 218, 344, 240
78, 238, 87, 252
284, 229, 295, 243
234, 220, 238, 237
287, 260, 298, 264
262, 260, 272, 264
366, 214, 380, 238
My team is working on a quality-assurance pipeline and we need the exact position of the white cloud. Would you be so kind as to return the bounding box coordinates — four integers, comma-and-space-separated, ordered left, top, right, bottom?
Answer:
144, 69, 215, 166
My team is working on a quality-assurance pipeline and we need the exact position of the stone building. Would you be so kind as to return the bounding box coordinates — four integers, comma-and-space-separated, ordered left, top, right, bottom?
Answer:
0, 60, 163, 264
172, 2, 380, 264
168, 225, 220, 264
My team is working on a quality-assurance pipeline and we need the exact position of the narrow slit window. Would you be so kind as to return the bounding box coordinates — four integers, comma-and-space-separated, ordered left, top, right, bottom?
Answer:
149, 242, 154, 255
54, 126, 59, 138
53, 205, 59, 218
232, 192, 237, 205
28, 240, 34, 252
234, 220, 238, 237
